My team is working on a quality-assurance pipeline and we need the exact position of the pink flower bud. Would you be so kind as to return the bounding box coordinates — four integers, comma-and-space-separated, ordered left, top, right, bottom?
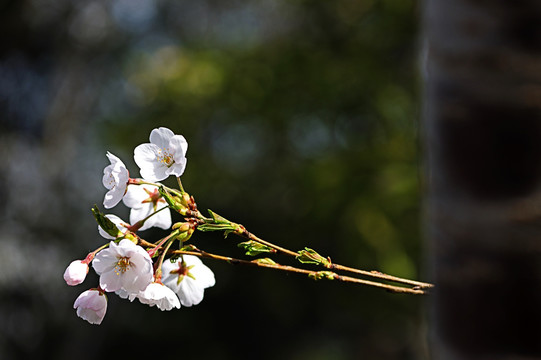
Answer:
73, 289, 107, 325
63, 260, 89, 286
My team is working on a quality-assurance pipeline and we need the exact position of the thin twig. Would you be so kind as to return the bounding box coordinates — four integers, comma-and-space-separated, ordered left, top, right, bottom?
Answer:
169, 249, 428, 295
330, 263, 433, 289
234, 226, 298, 257
234, 225, 433, 289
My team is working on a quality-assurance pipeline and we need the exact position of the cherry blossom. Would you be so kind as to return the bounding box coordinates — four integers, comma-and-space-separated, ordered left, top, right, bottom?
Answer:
122, 184, 171, 231
102, 152, 130, 209
97, 214, 129, 240
137, 282, 181, 311
63, 260, 89, 286
92, 239, 153, 294
162, 255, 215, 307
73, 289, 107, 325
134, 127, 188, 181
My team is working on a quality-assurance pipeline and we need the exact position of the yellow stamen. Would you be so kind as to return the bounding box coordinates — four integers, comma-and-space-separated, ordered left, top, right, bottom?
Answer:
156, 148, 175, 167
114, 256, 132, 275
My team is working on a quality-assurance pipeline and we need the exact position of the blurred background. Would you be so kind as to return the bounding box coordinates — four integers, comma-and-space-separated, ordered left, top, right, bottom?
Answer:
0, 0, 425, 359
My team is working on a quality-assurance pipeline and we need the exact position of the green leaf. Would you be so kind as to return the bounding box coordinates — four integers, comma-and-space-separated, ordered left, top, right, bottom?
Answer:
198, 210, 241, 233
197, 223, 238, 232
238, 241, 276, 256
91, 205, 121, 238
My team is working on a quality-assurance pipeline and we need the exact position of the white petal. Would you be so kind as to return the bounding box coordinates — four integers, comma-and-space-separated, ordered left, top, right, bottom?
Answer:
190, 264, 216, 289
169, 135, 188, 159
130, 205, 153, 229
100, 270, 123, 292
183, 255, 215, 288
134, 144, 168, 182
123, 185, 156, 209
165, 158, 187, 178
138, 282, 180, 311
144, 165, 168, 182
92, 247, 117, 274
177, 278, 205, 307
148, 204, 172, 230
134, 143, 159, 164
161, 257, 214, 306
115, 289, 137, 302
98, 227, 116, 240
149, 127, 175, 149
103, 187, 124, 209
115, 238, 137, 257
105, 152, 123, 166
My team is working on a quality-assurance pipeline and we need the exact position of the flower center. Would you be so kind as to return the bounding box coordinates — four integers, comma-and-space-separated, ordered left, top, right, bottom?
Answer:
114, 256, 132, 275
170, 261, 196, 284
157, 149, 175, 167
106, 174, 116, 189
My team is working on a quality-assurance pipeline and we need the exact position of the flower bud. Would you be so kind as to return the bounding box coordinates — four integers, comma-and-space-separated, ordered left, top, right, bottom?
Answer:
63, 260, 89, 286
172, 221, 191, 232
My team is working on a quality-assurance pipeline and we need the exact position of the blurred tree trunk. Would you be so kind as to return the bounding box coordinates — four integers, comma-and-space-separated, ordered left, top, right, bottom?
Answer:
423, 0, 541, 359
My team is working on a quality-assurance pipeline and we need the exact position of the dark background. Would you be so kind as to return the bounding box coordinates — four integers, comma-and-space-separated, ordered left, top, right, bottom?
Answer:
0, 0, 426, 359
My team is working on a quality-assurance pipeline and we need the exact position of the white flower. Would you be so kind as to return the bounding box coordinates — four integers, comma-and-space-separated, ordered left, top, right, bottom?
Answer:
102, 152, 130, 209
73, 289, 107, 325
122, 184, 171, 231
98, 214, 129, 240
134, 127, 188, 182
137, 282, 181, 311
162, 256, 215, 307
92, 239, 153, 294
63, 260, 89, 286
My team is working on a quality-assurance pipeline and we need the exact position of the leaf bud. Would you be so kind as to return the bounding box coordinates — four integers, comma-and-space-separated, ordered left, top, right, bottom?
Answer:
296, 248, 332, 267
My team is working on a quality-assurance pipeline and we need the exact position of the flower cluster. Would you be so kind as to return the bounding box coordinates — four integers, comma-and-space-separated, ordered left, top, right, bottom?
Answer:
64, 127, 215, 325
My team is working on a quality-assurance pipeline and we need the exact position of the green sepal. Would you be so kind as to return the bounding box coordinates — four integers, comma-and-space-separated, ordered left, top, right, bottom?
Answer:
308, 271, 336, 281
175, 228, 194, 243
252, 258, 277, 265
238, 240, 276, 256
296, 248, 332, 267
172, 222, 191, 232
207, 209, 230, 224
91, 205, 121, 238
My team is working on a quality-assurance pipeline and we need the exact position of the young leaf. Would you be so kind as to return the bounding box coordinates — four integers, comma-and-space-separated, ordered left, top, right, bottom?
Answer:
238, 241, 276, 256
